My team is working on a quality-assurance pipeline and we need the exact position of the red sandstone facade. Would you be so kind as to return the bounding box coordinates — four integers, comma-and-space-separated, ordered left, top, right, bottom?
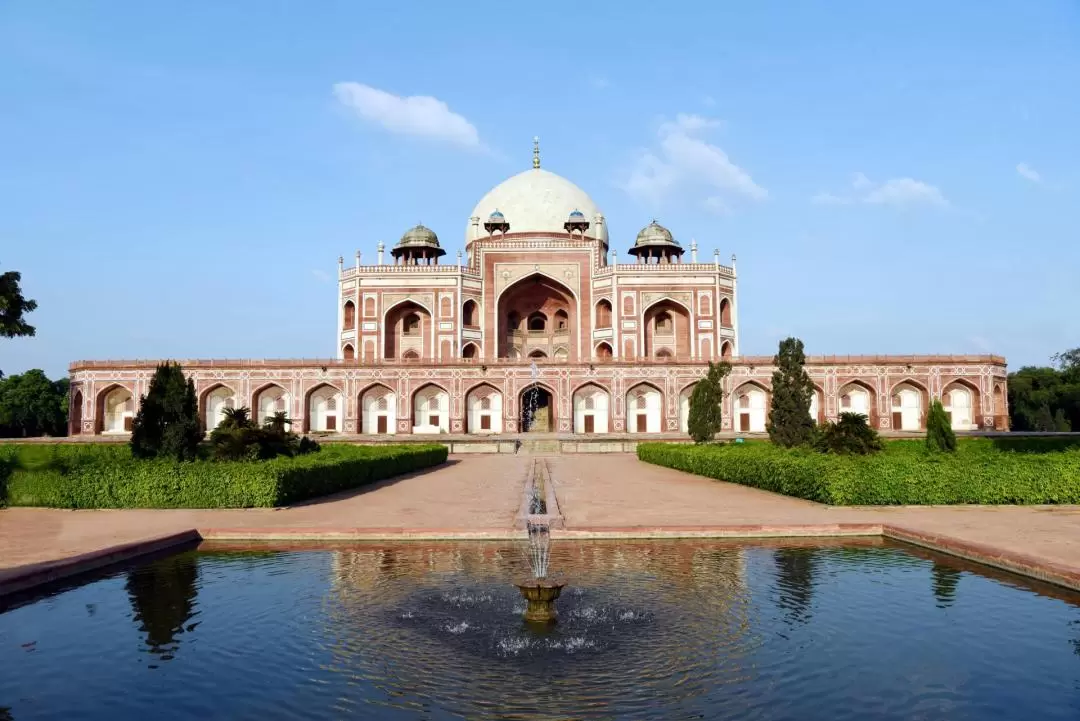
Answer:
67, 155, 1008, 437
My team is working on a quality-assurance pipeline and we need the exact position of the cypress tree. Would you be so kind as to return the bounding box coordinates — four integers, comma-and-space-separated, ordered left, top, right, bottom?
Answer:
767, 337, 815, 447
688, 361, 731, 443
130, 363, 202, 461
925, 399, 957, 453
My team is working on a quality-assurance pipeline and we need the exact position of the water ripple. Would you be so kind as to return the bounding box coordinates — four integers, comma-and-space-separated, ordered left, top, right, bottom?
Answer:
1, 540, 1079, 720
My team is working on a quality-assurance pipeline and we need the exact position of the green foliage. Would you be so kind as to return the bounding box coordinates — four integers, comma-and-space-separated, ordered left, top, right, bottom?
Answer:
767, 337, 815, 447
130, 363, 202, 461
1008, 348, 1080, 432
687, 361, 731, 443
1, 443, 447, 508
925, 399, 957, 453
208, 405, 320, 461
0, 268, 37, 340
812, 412, 884, 455
638, 439, 1080, 505
0, 369, 68, 437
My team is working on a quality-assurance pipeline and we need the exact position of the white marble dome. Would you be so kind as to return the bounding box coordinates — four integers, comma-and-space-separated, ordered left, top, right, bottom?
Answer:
466, 168, 607, 245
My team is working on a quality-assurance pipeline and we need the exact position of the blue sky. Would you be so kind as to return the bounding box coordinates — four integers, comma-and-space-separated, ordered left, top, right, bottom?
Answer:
2, 1, 1077, 378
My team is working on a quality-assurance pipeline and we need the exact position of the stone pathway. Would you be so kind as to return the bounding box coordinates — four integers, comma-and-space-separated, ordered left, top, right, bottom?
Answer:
1, 453, 1078, 592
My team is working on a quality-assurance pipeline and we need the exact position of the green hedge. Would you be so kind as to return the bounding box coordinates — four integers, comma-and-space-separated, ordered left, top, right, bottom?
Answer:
637, 440, 1080, 505
0, 443, 448, 509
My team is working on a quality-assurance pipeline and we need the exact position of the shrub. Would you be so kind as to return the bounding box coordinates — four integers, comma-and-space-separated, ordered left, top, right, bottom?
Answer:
925, 399, 957, 453
130, 363, 201, 461
208, 406, 320, 461
767, 337, 815, 447
813, 413, 884, 455
637, 439, 1080, 505
2, 443, 447, 509
688, 361, 731, 443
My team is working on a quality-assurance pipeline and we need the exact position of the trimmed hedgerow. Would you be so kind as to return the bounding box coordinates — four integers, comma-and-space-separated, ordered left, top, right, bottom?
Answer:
0, 443, 447, 509
637, 440, 1080, 505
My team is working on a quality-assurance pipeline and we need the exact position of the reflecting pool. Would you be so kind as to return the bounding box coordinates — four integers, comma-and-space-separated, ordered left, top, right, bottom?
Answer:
2, 539, 1079, 720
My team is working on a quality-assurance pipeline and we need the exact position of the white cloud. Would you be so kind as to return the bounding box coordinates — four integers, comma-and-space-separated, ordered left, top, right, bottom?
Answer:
702, 196, 731, 215
864, 178, 948, 207
622, 114, 766, 209
333, 82, 480, 148
1016, 162, 1041, 183
814, 173, 947, 208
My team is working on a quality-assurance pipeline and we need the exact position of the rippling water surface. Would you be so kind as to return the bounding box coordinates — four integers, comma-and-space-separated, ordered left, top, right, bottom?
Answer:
2, 539, 1079, 720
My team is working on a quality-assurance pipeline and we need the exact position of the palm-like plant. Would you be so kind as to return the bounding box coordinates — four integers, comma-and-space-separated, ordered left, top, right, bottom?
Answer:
263, 411, 293, 435
219, 406, 253, 430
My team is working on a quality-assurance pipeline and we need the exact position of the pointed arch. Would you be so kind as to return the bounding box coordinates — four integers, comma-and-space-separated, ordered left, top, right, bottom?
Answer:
520, 380, 558, 432
199, 382, 237, 432
70, 389, 84, 435
412, 382, 450, 433
358, 382, 396, 435
572, 382, 610, 434
462, 299, 479, 327
719, 297, 732, 327
732, 380, 770, 433
837, 379, 876, 423
342, 343, 355, 361
305, 382, 344, 433
941, 377, 981, 431
461, 342, 479, 360
95, 383, 135, 434
594, 341, 613, 360
890, 378, 929, 431
252, 382, 291, 428
626, 381, 664, 433
343, 300, 356, 330
465, 382, 503, 433
595, 298, 612, 329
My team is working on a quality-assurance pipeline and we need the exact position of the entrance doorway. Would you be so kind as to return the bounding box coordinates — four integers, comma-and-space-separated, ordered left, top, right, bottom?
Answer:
521, 386, 553, 432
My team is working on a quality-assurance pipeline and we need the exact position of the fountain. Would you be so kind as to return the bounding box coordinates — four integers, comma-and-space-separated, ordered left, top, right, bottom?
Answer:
521, 361, 540, 432
515, 520, 565, 625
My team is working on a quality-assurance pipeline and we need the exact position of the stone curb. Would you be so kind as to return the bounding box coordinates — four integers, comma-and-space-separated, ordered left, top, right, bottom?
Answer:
882, 525, 1080, 592
0, 529, 200, 599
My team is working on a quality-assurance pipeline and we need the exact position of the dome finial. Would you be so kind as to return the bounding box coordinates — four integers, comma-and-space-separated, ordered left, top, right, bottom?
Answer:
532, 136, 540, 169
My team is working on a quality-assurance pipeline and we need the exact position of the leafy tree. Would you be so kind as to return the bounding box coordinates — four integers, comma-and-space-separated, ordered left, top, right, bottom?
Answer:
813, 412, 884, 455
0, 268, 37, 339
1008, 348, 1080, 432
0, 267, 38, 378
925, 399, 957, 453
130, 363, 201, 461
0, 369, 68, 437
687, 361, 731, 443
767, 337, 816, 447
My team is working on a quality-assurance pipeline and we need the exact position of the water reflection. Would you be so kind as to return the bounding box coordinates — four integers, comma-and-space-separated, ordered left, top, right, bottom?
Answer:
774, 547, 818, 624
125, 554, 200, 661
931, 561, 962, 608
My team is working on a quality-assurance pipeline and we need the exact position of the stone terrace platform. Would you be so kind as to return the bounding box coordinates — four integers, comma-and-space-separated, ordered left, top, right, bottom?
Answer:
2, 455, 1078, 596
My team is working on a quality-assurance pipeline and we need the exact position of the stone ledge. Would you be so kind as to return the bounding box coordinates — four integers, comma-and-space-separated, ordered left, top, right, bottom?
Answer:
0, 530, 200, 599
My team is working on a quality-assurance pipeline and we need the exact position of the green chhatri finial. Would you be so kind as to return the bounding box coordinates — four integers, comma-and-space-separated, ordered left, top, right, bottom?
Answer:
532, 136, 540, 169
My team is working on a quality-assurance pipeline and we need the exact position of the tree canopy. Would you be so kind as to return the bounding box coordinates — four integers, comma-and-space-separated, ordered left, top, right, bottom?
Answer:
1, 267, 38, 378
687, 361, 731, 443
767, 337, 816, 447
1008, 347, 1079, 431
0, 369, 68, 437
130, 363, 202, 461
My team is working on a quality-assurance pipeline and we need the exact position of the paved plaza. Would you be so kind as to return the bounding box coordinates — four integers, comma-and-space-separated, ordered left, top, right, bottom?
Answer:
2, 454, 1078, 591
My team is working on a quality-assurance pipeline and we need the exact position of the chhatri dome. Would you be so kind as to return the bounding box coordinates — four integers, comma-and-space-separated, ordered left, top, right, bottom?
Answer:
466, 138, 608, 246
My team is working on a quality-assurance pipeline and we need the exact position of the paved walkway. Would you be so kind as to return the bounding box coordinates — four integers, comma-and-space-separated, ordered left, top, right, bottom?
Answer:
552, 455, 1080, 572
1, 453, 1078, 589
